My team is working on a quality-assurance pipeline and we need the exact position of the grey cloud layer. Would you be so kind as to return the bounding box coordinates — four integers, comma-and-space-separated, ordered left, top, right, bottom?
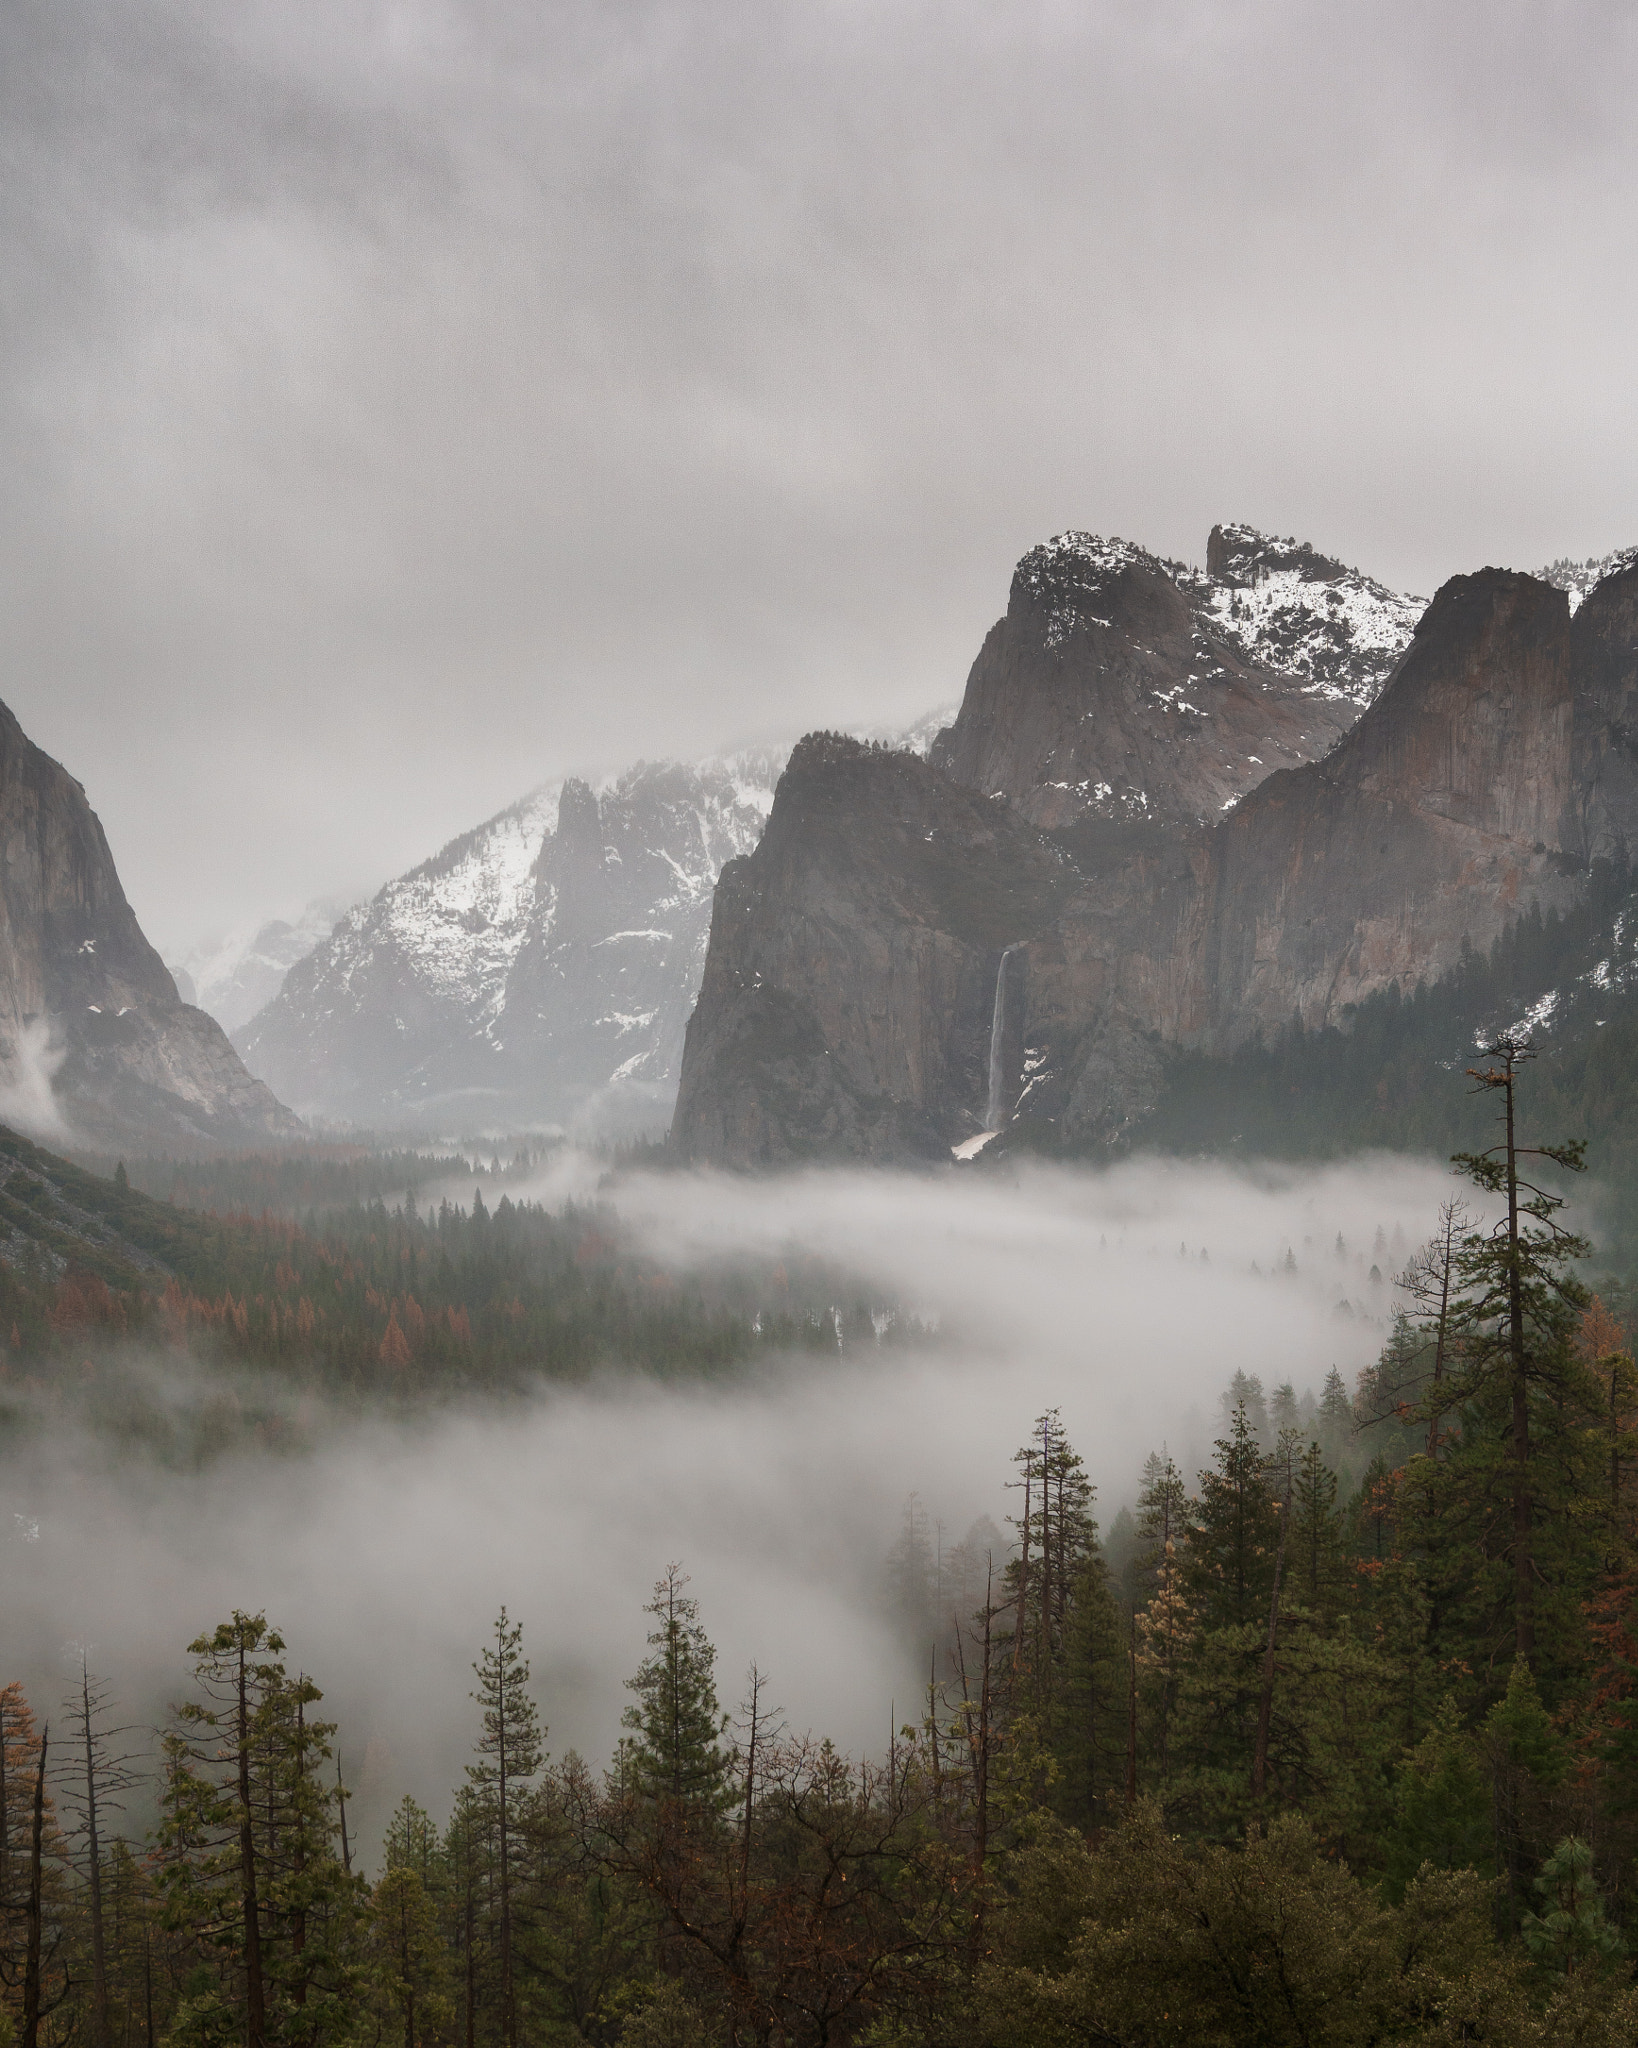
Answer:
2, 1, 1635, 945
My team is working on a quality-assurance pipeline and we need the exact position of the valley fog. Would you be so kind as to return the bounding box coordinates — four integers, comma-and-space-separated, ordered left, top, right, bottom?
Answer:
3, 1151, 1455, 1858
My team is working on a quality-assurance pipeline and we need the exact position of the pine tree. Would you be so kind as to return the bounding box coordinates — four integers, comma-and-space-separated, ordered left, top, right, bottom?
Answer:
1222, 1373, 1270, 1446
622, 1567, 730, 1817
1003, 1411, 1097, 1710
467, 1609, 543, 2048
1520, 1837, 1626, 1977
1185, 1404, 1277, 1631
1134, 1452, 1189, 1780
885, 1494, 936, 1652
1450, 1037, 1592, 1666
56, 1658, 142, 2048
1053, 1552, 1128, 1828
1318, 1368, 1355, 1479
1400, 1197, 1471, 1457
1290, 1440, 1347, 1618
1483, 1657, 1566, 1934
1386, 1696, 1492, 1897
158, 1614, 356, 2048
442, 1786, 490, 2048
367, 1864, 451, 2048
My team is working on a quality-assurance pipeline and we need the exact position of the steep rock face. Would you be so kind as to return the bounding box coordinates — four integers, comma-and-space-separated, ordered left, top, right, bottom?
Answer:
675, 563, 1630, 1164
671, 737, 1078, 1163
1189, 570, 1576, 1040
1567, 560, 1638, 864
0, 697, 301, 1150
235, 706, 957, 1136
928, 528, 1421, 831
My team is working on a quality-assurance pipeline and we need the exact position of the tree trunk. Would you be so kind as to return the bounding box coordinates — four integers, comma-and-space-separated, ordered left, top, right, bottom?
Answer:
81, 1665, 111, 2048
21, 1724, 47, 2048
237, 1644, 267, 2048
336, 1755, 351, 1876
290, 1695, 308, 2017
1504, 1062, 1534, 1662
1012, 1467, 1032, 1675
464, 1867, 476, 2048
1251, 1480, 1293, 1803
498, 1635, 513, 2048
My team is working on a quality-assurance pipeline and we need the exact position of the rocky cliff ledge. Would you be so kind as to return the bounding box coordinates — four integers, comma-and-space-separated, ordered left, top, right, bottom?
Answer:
0, 696, 302, 1150
674, 550, 1638, 1165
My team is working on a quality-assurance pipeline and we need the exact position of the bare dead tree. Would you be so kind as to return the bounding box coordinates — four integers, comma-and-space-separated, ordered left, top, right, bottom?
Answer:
56, 1653, 145, 2048
1399, 1197, 1472, 1457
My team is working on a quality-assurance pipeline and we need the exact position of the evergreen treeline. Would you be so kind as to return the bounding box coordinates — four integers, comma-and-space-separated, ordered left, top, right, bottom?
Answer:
0, 1155, 908, 1447
11, 1039, 1638, 2041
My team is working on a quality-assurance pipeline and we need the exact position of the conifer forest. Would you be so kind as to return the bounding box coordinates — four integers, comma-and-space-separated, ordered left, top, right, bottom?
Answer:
4, 1040, 1638, 2046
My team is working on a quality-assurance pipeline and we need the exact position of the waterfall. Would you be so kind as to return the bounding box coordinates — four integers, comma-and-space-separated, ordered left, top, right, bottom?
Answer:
986, 944, 1023, 1130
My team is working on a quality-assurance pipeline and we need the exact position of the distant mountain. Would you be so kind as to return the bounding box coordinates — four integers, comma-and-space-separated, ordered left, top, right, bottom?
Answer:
0, 697, 302, 1152
235, 718, 953, 1136
173, 898, 351, 1033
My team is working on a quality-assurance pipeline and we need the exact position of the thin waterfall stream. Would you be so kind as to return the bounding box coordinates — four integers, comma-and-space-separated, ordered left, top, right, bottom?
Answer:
985, 944, 1024, 1129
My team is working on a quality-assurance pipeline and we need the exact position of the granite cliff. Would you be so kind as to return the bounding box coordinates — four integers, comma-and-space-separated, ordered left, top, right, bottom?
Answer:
673, 536, 1638, 1165
0, 696, 302, 1151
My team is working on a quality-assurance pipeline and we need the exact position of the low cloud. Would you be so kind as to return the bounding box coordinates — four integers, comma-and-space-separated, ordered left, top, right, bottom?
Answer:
0, 1017, 74, 1145
1, 1151, 1457, 1857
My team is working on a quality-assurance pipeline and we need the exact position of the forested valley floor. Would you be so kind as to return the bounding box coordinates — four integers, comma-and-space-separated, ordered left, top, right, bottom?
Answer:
9, 1042, 1638, 2043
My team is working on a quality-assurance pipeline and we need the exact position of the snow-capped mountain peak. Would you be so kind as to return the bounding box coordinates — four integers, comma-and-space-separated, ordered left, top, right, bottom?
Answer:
231, 714, 951, 1136
1182, 522, 1425, 707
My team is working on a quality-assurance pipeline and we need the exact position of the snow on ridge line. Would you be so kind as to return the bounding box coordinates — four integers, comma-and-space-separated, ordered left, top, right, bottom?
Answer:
1538, 547, 1638, 614
1007, 525, 1422, 705
1191, 566, 1424, 706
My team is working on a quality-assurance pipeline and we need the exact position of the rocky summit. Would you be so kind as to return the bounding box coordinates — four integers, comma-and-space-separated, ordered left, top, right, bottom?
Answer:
672, 529, 1638, 1165
927, 525, 1420, 829
0, 696, 302, 1151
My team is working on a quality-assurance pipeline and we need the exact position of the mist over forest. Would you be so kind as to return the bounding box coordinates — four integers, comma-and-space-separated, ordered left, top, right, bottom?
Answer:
3, 1154, 1443, 1829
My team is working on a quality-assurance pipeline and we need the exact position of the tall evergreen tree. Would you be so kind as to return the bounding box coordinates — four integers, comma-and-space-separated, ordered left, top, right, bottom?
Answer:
621, 1569, 729, 1817
158, 1613, 357, 2048
1290, 1439, 1347, 1619
1185, 1404, 1278, 1631
57, 1659, 142, 2048
467, 1609, 543, 2048
1003, 1410, 1097, 1709
1445, 1037, 1593, 1671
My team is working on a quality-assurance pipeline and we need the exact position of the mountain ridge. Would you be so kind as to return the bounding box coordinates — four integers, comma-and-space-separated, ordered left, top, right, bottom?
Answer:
672, 534, 1638, 1166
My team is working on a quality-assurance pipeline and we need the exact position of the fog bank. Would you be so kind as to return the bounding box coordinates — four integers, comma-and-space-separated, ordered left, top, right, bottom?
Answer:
2, 1152, 1455, 1855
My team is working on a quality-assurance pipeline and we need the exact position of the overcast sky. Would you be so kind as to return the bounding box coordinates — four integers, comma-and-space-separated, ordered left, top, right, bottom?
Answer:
3, 0, 1635, 952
